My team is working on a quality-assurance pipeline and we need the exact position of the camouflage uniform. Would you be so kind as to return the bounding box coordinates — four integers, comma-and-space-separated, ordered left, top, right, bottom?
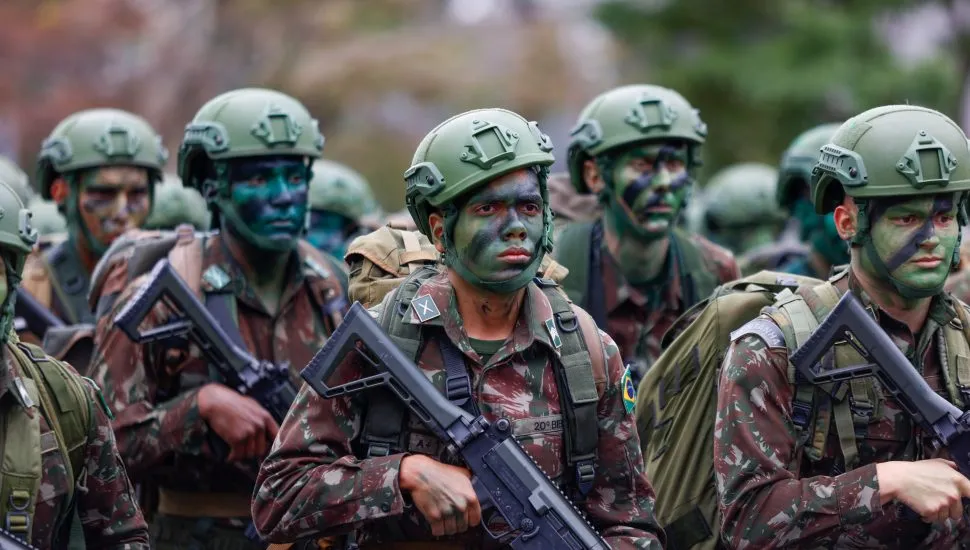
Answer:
253, 108, 663, 549
89, 88, 345, 549
0, 181, 149, 548
715, 105, 970, 548
557, 85, 740, 381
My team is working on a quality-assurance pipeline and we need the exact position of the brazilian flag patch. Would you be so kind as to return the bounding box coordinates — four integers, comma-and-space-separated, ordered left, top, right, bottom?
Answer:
622, 366, 636, 413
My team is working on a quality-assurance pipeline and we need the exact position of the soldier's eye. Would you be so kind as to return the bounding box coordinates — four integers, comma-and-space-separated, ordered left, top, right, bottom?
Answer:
475, 204, 496, 215
520, 203, 540, 215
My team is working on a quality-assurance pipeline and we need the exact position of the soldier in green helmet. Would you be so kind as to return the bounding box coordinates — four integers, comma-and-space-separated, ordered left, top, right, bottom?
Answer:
23, 108, 167, 326
88, 88, 349, 549
143, 173, 211, 231
702, 162, 788, 255
555, 84, 740, 384
305, 158, 381, 259
716, 105, 970, 547
0, 181, 150, 548
253, 108, 664, 548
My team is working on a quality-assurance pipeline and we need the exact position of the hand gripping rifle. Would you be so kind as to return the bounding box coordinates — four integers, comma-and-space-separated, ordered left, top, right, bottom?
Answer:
113, 259, 297, 427
790, 292, 970, 478
0, 527, 37, 550
300, 301, 608, 550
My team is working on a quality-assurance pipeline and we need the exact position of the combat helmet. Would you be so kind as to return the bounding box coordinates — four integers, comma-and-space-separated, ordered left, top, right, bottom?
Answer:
567, 84, 707, 193
178, 87, 324, 196
703, 163, 786, 254
144, 173, 211, 230
25, 197, 67, 236
36, 108, 167, 200
308, 159, 382, 222
811, 105, 970, 297
777, 123, 842, 211
0, 180, 38, 342
0, 156, 34, 206
405, 108, 555, 293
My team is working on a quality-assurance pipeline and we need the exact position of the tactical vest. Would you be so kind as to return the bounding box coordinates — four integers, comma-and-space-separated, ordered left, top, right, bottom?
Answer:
734, 271, 970, 472
357, 265, 608, 498
556, 221, 718, 330
23, 241, 93, 325
0, 332, 102, 548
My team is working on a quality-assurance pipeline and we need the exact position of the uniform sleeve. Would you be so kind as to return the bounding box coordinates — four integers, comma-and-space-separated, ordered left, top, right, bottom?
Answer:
584, 331, 665, 549
89, 272, 211, 479
714, 333, 882, 548
252, 353, 408, 542
77, 380, 151, 548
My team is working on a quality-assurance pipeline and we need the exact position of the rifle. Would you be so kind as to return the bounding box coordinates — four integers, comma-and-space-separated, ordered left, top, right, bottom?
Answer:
790, 292, 970, 477
14, 286, 63, 338
112, 259, 297, 426
0, 528, 37, 550
301, 302, 608, 550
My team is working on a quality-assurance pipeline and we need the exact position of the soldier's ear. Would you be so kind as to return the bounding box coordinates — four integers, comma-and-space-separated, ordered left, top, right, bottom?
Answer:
833, 196, 858, 241
583, 159, 605, 194
428, 212, 446, 253
50, 177, 69, 205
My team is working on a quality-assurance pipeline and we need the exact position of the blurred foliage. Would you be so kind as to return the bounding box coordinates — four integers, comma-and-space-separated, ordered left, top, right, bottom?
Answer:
595, 0, 962, 185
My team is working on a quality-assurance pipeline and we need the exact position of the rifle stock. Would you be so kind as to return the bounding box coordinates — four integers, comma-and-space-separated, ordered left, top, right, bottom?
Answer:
0, 527, 37, 550
301, 301, 608, 550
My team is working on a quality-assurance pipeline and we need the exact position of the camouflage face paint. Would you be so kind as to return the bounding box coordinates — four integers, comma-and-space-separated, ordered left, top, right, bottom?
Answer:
605, 142, 690, 240
73, 166, 151, 254
861, 194, 959, 294
221, 157, 309, 252
451, 170, 544, 284
305, 210, 354, 258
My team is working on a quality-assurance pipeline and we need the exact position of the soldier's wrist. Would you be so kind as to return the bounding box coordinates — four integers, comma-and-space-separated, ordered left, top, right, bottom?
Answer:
874, 462, 899, 504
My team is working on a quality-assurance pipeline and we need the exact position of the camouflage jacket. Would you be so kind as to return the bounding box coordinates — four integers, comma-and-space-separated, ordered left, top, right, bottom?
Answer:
599, 232, 739, 380
0, 345, 149, 548
715, 271, 969, 548
89, 234, 340, 498
946, 266, 970, 305
22, 240, 94, 325
252, 270, 664, 549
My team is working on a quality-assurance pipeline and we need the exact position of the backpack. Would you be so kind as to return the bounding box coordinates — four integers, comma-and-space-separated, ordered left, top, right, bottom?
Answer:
344, 226, 570, 308
636, 269, 970, 550
1, 331, 101, 548
556, 221, 719, 328
345, 226, 607, 497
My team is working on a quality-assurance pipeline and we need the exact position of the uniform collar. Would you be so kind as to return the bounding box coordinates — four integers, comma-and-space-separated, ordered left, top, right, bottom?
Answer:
402, 270, 564, 363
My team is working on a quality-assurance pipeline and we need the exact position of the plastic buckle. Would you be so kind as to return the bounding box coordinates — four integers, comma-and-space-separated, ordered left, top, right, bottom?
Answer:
445, 375, 472, 404
575, 459, 596, 496
5, 511, 29, 535
791, 400, 812, 428
366, 443, 391, 458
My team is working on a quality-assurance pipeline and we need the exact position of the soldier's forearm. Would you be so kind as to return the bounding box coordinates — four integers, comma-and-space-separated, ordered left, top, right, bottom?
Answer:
111, 388, 208, 477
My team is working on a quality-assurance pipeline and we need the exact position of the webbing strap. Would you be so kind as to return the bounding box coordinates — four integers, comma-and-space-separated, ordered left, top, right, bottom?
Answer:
440, 336, 478, 416
832, 398, 859, 470
204, 292, 245, 349
944, 306, 970, 408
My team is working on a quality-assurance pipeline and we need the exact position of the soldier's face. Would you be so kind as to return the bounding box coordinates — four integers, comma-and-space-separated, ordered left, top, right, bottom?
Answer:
610, 142, 690, 237
451, 169, 544, 283
305, 210, 355, 258
862, 194, 959, 292
76, 166, 151, 248
224, 157, 309, 250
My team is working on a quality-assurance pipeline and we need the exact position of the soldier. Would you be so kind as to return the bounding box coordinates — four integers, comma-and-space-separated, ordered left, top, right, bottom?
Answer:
89, 88, 347, 549
252, 108, 664, 549
305, 159, 382, 259
702, 162, 788, 256
716, 105, 970, 547
25, 108, 167, 325
26, 197, 68, 238
143, 173, 211, 231
0, 180, 149, 548
776, 122, 845, 243
556, 84, 740, 382
546, 170, 600, 239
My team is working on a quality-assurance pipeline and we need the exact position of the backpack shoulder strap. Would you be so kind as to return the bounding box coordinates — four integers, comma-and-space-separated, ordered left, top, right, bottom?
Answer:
537, 280, 601, 495
555, 221, 595, 310
297, 240, 350, 335
166, 225, 204, 297
942, 300, 970, 409
44, 243, 92, 324
671, 229, 718, 308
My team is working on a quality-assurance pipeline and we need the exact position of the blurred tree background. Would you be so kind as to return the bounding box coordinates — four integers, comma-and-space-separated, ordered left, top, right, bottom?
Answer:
0, 0, 968, 209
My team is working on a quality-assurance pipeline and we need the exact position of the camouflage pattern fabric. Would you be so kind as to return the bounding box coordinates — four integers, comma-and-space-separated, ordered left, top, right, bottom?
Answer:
252, 270, 665, 549
89, 233, 339, 500
600, 233, 739, 379
715, 270, 969, 548
547, 171, 601, 239
0, 345, 150, 548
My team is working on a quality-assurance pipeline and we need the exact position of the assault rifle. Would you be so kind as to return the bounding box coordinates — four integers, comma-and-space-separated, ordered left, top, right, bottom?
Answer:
301, 302, 608, 550
790, 292, 970, 477
14, 286, 63, 338
0, 527, 37, 550
113, 259, 297, 426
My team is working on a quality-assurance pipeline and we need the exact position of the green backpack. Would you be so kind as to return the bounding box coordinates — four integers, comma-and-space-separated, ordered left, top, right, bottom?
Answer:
1, 332, 100, 548
636, 270, 970, 550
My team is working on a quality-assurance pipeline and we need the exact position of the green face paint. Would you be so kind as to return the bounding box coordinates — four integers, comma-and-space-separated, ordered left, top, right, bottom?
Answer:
217, 156, 309, 253
860, 194, 959, 296
306, 210, 354, 258
68, 166, 151, 256
603, 142, 691, 241
792, 197, 822, 242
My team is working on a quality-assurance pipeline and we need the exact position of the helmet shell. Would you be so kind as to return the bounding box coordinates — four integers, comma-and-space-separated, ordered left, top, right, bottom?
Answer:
704, 163, 784, 228
777, 123, 842, 210
308, 160, 381, 221
144, 173, 211, 230
36, 108, 167, 199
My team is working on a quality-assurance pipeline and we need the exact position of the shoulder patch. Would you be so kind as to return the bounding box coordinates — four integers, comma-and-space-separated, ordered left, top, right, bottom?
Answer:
410, 294, 440, 323
621, 365, 636, 413
730, 317, 786, 348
